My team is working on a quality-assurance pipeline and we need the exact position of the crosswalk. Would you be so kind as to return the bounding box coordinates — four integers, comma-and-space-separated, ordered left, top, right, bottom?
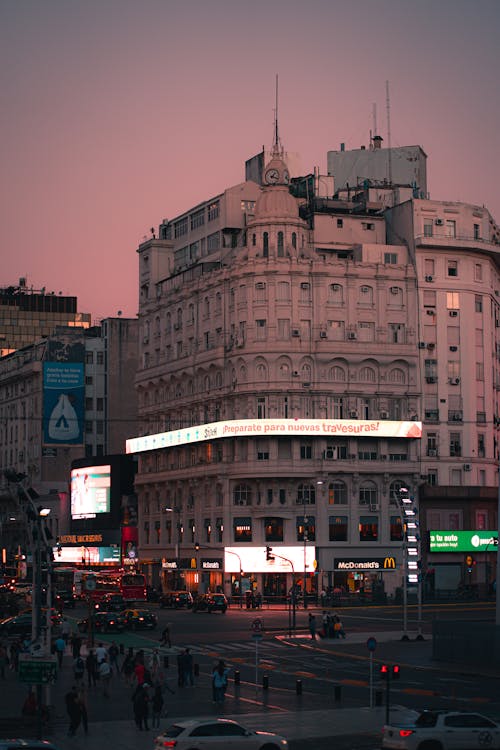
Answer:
158, 637, 289, 658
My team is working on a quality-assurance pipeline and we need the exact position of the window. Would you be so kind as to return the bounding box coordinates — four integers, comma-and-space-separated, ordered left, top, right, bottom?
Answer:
85, 397, 93, 410
447, 260, 458, 277
265, 517, 283, 542
255, 282, 266, 301
300, 444, 312, 459
207, 201, 219, 221
359, 484, 377, 506
297, 483, 315, 505
233, 484, 252, 506
256, 438, 269, 461
389, 323, 404, 343
337, 218, 343, 228
296, 515, 315, 542
255, 319, 267, 340
474, 263, 483, 281
174, 217, 188, 238
362, 222, 375, 231
329, 283, 343, 303
329, 515, 348, 542
475, 295, 483, 313
85, 351, 94, 364
359, 516, 378, 542
423, 219, 433, 237
277, 231, 284, 256
277, 281, 290, 301
328, 481, 347, 505
450, 432, 461, 457
233, 517, 252, 542
256, 397, 267, 419
299, 282, 311, 302
384, 253, 398, 264
263, 232, 269, 257
390, 516, 403, 541
444, 219, 456, 237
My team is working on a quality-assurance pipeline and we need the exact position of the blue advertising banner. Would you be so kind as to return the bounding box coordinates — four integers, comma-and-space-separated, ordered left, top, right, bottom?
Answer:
43, 362, 84, 445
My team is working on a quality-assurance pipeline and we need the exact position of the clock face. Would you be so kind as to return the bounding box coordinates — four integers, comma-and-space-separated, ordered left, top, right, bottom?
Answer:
264, 168, 280, 184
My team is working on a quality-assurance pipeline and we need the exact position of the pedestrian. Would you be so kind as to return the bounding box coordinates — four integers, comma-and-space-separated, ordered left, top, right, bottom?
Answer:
65, 685, 82, 737
121, 650, 135, 686
95, 642, 108, 665
98, 656, 112, 697
151, 684, 164, 728
61, 617, 71, 643
85, 649, 98, 688
108, 641, 120, 673
148, 648, 161, 679
76, 686, 89, 735
54, 635, 66, 668
321, 611, 329, 638
333, 614, 346, 638
212, 660, 229, 704
134, 655, 146, 687
308, 612, 317, 640
73, 654, 85, 686
132, 682, 150, 730
71, 632, 82, 658
159, 624, 171, 647
0, 643, 7, 678
182, 647, 194, 687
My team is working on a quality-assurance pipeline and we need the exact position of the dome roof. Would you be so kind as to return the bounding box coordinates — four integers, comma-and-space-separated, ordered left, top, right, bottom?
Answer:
253, 184, 301, 222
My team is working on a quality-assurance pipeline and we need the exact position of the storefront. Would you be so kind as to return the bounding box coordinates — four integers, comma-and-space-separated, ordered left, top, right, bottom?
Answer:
427, 529, 498, 597
160, 557, 223, 594
333, 555, 400, 599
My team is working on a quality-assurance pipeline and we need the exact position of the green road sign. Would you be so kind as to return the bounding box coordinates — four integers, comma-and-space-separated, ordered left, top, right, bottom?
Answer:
18, 655, 57, 684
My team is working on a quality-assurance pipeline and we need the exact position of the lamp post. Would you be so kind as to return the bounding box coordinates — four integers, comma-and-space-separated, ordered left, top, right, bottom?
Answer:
225, 549, 243, 609
266, 549, 296, 636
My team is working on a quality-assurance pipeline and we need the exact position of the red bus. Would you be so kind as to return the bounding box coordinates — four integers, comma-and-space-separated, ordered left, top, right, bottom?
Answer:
78, 570, 147, 603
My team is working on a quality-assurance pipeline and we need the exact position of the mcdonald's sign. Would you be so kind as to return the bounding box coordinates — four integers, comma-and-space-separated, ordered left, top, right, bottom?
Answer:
383, 556, 396, 569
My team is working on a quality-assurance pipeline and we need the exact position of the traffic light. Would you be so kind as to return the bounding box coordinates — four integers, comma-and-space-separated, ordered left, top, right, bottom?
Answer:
266, 546, 274, 561
392, 664, 400, 680
380, 664, 389, 679
195, 542, 200, 551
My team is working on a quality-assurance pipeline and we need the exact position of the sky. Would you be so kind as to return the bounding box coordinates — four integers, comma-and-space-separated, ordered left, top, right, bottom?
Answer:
1, 0, 499, 322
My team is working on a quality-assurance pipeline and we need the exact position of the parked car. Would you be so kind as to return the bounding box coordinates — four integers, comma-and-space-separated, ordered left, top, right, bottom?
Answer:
96, 593, 126, 612
382, 709, 500, 750
122, 608, 157, 630
77, 611, 126, 634
55, 589, 76, 608
0, 613, 35, 640
154, 718, 288, 749
193, 593, 228, 613
159, 591, 194, 609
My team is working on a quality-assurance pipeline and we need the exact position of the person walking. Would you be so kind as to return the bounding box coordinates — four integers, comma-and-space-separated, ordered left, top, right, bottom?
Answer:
333, 614, 346, 638
151, 684, 164, 729
182, 647, 194, 687
73, 653, 85, 687
61, 617, 71, 643
132, 682, 150, 730
71, 632, 82, 658
85, 649, 98, 688
159, 624, 171, 647
65, 685, 82, 737
108, 641, 120, 673
121, 649, 135, 686
76, 686, 89, 735
212, 660, 229, 704
54, 635, 66, 669
98, 655, 112, 697
308, 612, 317, 640
95, 642, 108, 665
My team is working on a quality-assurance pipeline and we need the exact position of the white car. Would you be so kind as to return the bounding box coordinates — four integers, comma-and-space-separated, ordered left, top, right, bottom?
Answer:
154, 718, 288, 749
382, 709, 500, 750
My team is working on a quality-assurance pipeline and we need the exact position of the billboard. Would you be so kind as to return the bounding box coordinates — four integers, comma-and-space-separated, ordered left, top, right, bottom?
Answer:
70, 465, 111, 519
429, 530, 498, 553
43, 362, 84, 445
126, 418, 422, 454
224, 545, 315, 574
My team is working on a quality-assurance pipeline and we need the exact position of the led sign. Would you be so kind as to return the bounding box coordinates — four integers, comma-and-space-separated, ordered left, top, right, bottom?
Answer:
429, 530, 498, 553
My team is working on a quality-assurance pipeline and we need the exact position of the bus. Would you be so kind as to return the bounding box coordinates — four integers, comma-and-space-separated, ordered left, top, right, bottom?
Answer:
78, 570, 147, 603
120, 572, 147, 602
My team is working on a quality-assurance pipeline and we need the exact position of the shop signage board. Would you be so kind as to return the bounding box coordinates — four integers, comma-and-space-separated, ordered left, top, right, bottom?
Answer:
334, 557, 398, 571
429, 530, 498, 553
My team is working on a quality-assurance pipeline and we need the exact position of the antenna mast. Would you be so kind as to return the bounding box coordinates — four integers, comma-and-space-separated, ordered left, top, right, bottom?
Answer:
386, 80, 393, 185
273, 74, 282, 156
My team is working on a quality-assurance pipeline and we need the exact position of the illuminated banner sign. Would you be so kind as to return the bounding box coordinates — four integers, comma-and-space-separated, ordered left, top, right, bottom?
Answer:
201, 559, 223, 570
43, 362, 84, 446
429, 530, 498, 553
126, 419, 422, 454
334, 557, 398, 571
225, 546, 315, 574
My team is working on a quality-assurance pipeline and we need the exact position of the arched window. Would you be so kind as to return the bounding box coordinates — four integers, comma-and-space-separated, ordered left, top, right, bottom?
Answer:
329, 366, 346, 381
292, 232, 297, 249
301, 363, 312, 380
263, 232, 269, 257
204, 375, 210, 392
188, 303, 194, 324
359, 366, 376, 382
252, 233, 256, 246
256, 363, 267, 379
329, 283, 343, 303
215, 292, 222, 314
176, 308, 182, 328
233, 484, 252, 506
277, 231, 284, 257
279, 362, 290, 378
215, 372, 222, 388
388, 368, 406, 384
297, 483, 316, 506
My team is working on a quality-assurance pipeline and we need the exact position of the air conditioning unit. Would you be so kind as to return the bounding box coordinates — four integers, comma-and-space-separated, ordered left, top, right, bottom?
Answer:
449, 310, 458, 317
449, 345, 458, 352
380, 455, 387, 460
300, 282, 309, 289
463, 463, 472, 472
256, 282, 266, 289
347, 332, 357, 340
324, 448, 336, 459
426, 309, 435, 315
319, 331, 327, 339
292, 371, 299, 377
292, 329, 301, 337
418, 342, 426, 349
349, 410, 358, 418
361, 286, 370, 293
390, 287, 399, 295
380, 411, 388, 419
435, 218, 444, 226
425, 275, 434, 282
426, 376, 437, 383
427, 342, 435, 349
449, 377, 461, 385
428, 449, 437, 457
369, 503, 379, 512
143, 336, 149, 344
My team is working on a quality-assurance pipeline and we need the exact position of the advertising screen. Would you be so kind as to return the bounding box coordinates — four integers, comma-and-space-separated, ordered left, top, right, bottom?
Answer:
70, 465, 111, 519
429, 530, 498, 553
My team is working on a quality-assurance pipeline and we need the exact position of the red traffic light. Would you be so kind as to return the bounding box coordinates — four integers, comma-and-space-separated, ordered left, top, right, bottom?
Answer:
392, 664, 401, 679
380, 664, 389, 678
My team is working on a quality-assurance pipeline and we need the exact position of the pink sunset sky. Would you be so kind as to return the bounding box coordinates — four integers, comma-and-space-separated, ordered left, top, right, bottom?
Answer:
1, 0, 499, 322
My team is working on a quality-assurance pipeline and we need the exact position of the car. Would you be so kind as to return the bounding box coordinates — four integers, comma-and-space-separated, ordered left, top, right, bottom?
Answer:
54, 589, 76, 608
122, 608, 157, 630
0, 743, 61, 749
159, 590, 194, 609
77, 611, 126, 634
154, 718, 288, 749
0, 613, 35, 640
382, 710, 500, 750
193, 593, 228, 613
96, 593, 127, 612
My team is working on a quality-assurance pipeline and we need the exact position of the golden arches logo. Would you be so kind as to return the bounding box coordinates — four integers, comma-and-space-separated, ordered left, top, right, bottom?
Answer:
383, 556, 396, 569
